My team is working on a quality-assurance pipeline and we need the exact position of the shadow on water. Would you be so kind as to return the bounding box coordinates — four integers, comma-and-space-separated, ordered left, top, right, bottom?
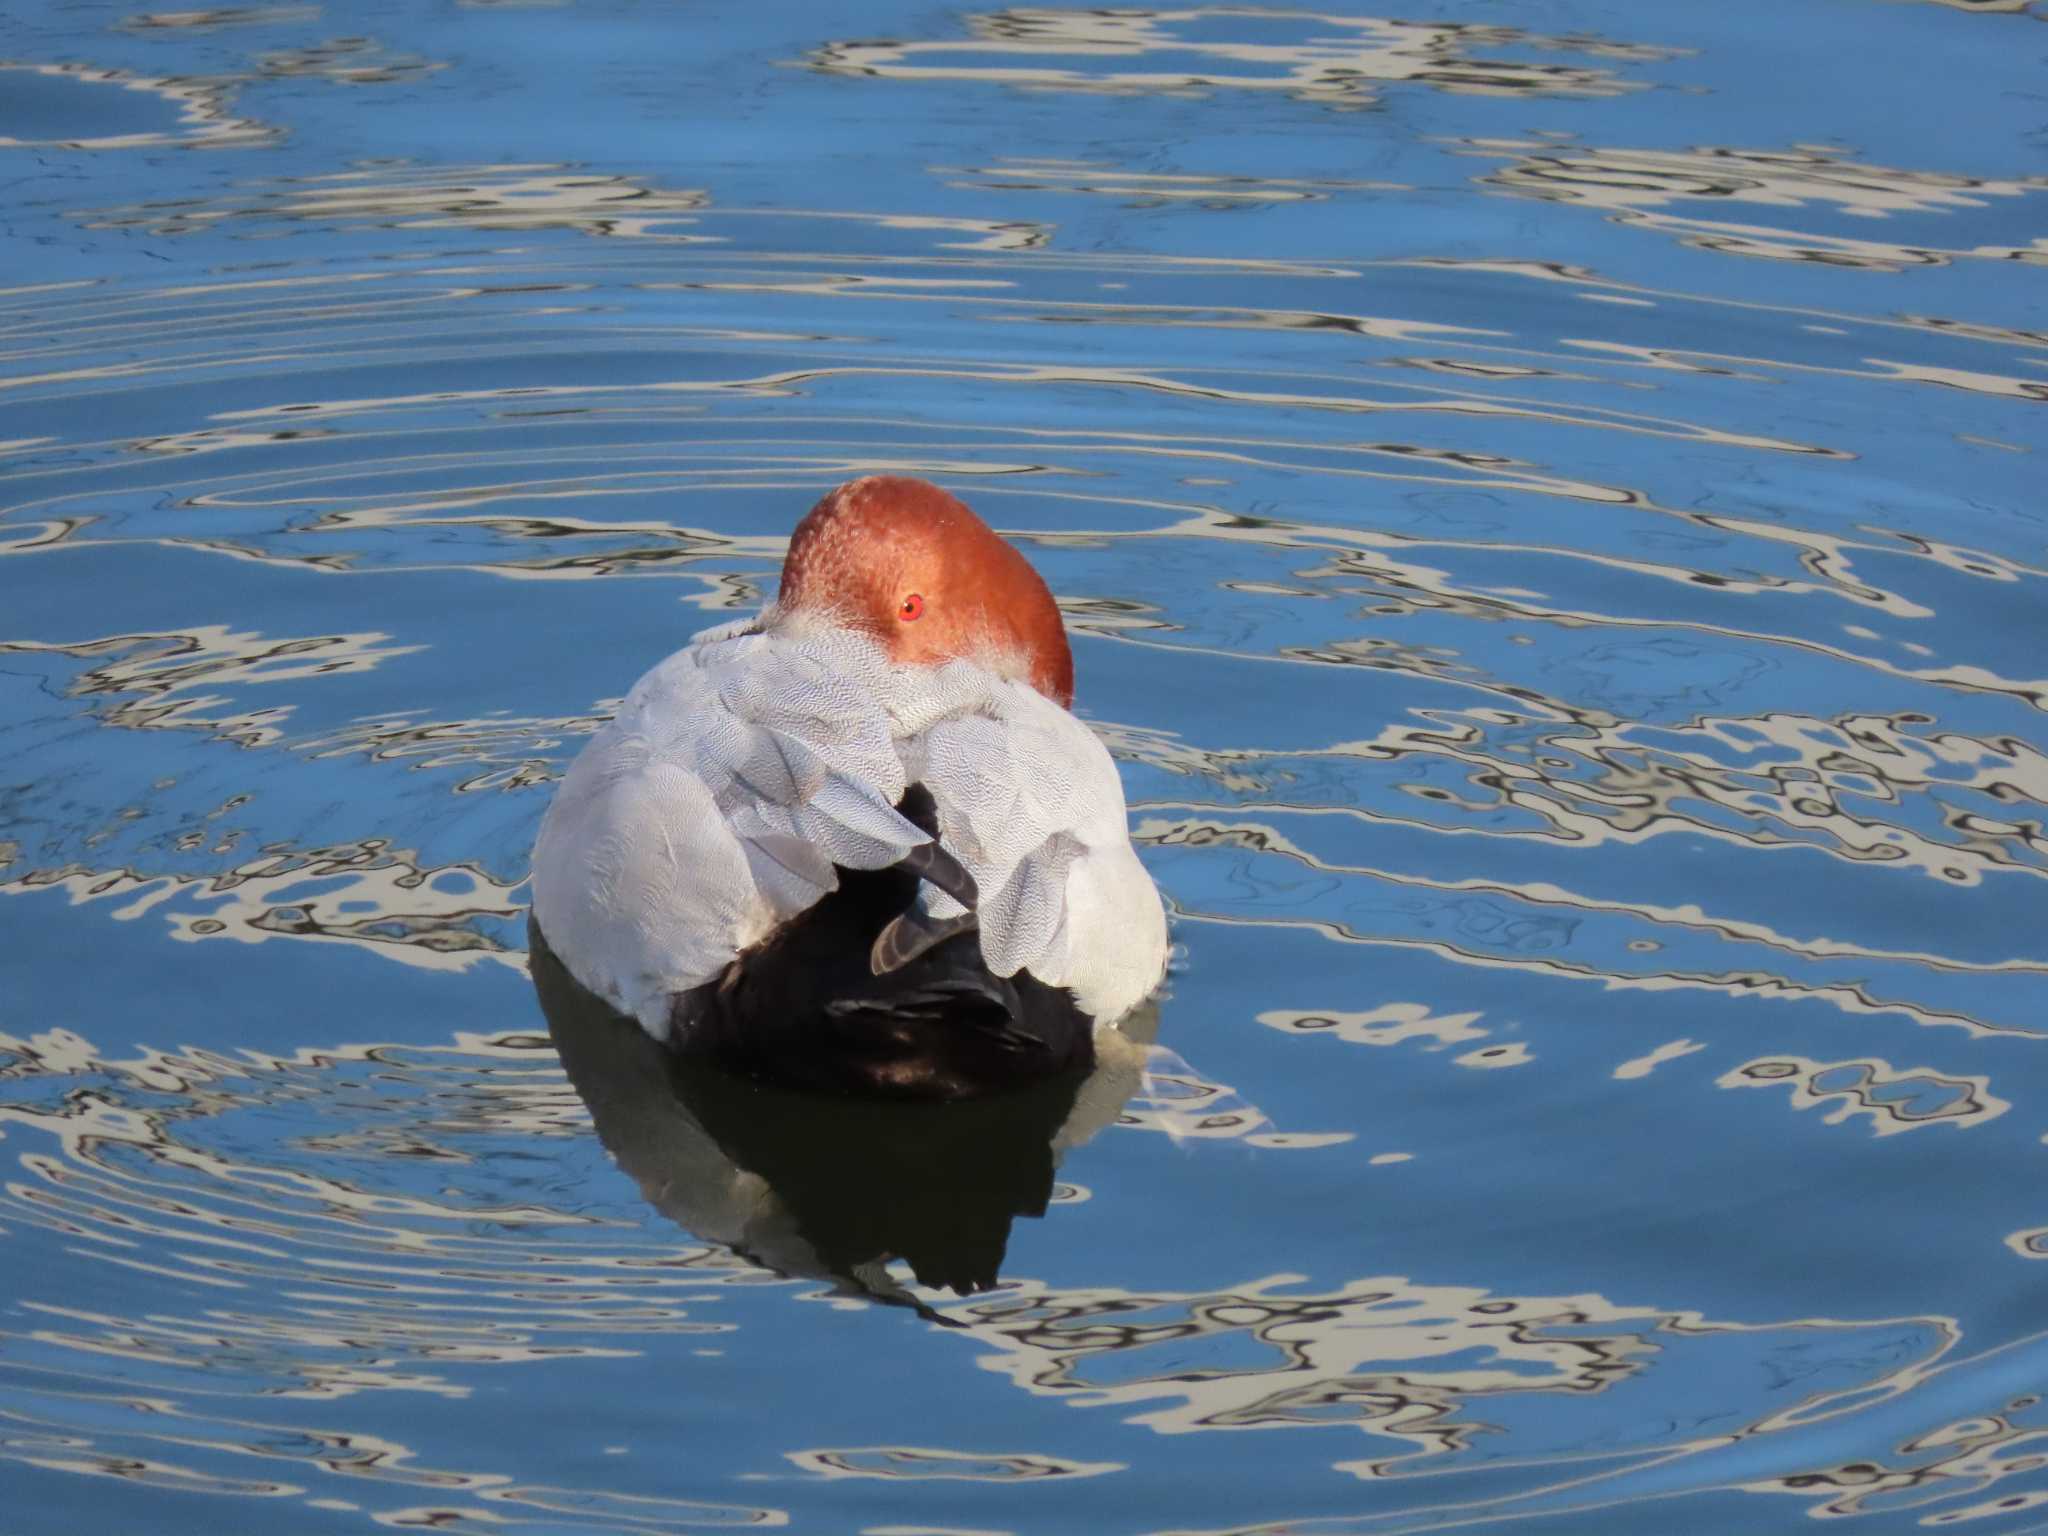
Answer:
531, 920, 1153, 1307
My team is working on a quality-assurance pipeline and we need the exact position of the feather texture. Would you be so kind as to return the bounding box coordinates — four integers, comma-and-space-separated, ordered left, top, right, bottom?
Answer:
532, 621, 1167, 1039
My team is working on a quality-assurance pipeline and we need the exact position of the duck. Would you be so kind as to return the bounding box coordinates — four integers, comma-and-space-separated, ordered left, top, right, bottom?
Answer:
529, 475, 1169, 1096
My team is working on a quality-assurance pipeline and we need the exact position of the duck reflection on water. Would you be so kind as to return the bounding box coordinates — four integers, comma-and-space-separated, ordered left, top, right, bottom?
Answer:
528, 477, 1169, 1069
532, 921, 1155, 1309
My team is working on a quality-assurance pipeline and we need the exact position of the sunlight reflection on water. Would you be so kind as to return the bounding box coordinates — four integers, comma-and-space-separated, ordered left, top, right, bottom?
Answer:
2, 0, 2047, 1531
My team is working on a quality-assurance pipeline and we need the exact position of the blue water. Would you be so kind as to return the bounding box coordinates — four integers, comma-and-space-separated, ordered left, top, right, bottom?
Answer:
3, 2, 2047, 1531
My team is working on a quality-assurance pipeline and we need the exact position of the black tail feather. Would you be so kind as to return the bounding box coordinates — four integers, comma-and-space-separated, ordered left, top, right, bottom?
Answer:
667, 785, 1091, 1099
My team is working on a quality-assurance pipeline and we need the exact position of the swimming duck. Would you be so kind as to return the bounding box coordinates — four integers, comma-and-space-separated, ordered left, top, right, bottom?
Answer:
529, 475, 1168, 1094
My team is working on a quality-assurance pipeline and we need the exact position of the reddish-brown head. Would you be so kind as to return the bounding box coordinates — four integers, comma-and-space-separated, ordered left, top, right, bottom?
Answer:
777, 476, 1074, 708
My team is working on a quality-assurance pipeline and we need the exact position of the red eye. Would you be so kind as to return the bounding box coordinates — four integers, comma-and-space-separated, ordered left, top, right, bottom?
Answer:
898, 593, 925, 622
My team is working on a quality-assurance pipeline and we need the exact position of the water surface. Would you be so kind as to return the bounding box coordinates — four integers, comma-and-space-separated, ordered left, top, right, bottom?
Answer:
3, 1, 2047, 1531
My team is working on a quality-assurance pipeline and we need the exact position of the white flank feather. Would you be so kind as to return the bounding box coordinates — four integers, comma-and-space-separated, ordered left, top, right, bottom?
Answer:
533, 621, 1168, 1038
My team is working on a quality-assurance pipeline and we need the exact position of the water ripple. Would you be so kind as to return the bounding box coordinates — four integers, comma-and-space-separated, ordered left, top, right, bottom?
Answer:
0, 61, 275, 151
806, 9, 1681, 106
1717, 1055, 2011, 1135
1466, 141, 2048, 272
3, 4, 2045, 1529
